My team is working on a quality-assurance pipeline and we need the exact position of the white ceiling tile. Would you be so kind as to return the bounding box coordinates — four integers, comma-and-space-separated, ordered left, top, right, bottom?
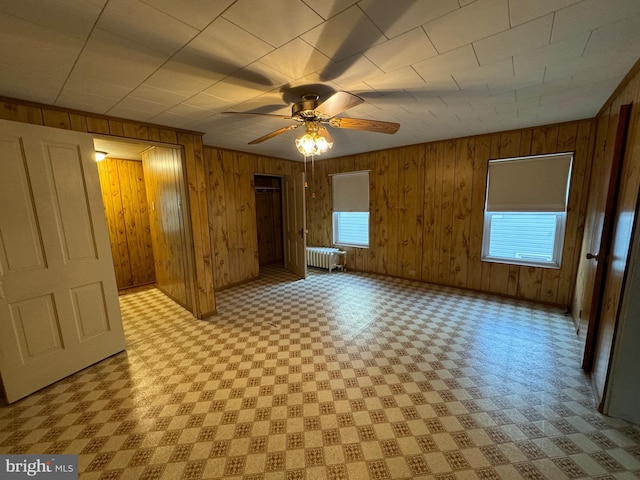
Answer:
302, 0, 358, 20
364, 67, 427, 92
257, 38, 331, 81
496, 96, 539, 114
406, 77, 461, 100
183, 92, 233, 110
143, 58, 224, 98
551, 0, 640, 42
187, 18, 274, 72
474, 15, 553, 66
359, 0, 459, 39
301, 5, 384, 62
365, 28, 437, 73
319, 55, 384, 89
362, 90, 419, 110
58, 73, 132, 113
583, 15, 640, 56
202, 78, 274, 105
98, 0, 198, 56
512, 32, 589, 74
412, 45, 479, 82
543, 48, 625, 83
569, 58, 639, 88
108, 97, 169, 119
423, 0, 510, 53
508, 0, 582, 26
152, 103, 213, 126
514, 77, 571, 101
0, 0, 101, 38
486, 67, 545, 96
439, 86, 488, 109
0, 14, 84, 104
128, 84, 188, 106
468, 90, 516, 111
147, 110, 196, 129
56, 87, 121, 113
539, 77, 619, 110
452, 58, 514, 90
223, 0, 323, 48
140, 0, 234, 30
67, 28, 169, 90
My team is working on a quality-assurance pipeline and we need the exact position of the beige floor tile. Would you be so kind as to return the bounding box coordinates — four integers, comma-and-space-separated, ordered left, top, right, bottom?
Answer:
1, 264, 639, 479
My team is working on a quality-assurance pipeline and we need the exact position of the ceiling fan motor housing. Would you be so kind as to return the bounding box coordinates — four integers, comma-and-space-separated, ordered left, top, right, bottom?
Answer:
291, 94, 328, 121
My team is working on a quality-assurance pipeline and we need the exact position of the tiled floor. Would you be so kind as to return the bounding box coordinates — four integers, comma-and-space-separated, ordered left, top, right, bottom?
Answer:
1, 264, 639, 479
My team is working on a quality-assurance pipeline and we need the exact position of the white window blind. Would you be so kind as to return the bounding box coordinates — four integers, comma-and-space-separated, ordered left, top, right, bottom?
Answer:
486, 153, 573, 212
332, 171, 369, 212
332, 171, 370, 247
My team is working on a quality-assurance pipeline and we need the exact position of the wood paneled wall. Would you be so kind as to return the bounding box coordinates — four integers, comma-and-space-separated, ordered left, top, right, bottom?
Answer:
142, 147, 193, 309
97, 158, 155, 290
306, 120, 596, 307
0, 96, 215, 318
205, 147, 302, 289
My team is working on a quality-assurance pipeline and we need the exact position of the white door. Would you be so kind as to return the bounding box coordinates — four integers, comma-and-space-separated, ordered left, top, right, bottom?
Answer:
0, 120, 126, 403
282, 173, 307, 279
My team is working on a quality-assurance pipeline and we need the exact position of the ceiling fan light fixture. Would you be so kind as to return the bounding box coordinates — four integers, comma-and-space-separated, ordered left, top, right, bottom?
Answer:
295, 129, 333, 157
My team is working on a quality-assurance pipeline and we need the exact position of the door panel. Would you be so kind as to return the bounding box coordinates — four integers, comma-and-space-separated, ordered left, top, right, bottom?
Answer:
577, 104, 631, 370
0, 119, 125, 403
283, 173, 306, 279
0, 136, 45, 272
9, 294, 61, 361
46, 143, 98, 262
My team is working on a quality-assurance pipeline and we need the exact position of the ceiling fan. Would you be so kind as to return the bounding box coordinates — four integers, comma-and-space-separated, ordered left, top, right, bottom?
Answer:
225, 90, 400, 156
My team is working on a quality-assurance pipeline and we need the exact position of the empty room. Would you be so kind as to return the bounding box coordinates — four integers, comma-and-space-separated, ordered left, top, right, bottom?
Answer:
1, 1, 640, 479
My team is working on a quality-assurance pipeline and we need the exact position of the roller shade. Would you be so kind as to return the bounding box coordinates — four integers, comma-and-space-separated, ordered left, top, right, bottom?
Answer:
485, 153, 573, 212
332, 171, 369, 212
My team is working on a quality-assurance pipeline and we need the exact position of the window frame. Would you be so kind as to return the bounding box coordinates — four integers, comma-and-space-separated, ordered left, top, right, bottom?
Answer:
481, 152, 573, 269
481, 211, 567, 269
332, 211, 370, 248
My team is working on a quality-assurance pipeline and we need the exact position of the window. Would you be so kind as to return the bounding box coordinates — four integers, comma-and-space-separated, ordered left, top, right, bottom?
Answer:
482, 153, 573, 268
331, 171, 369, 247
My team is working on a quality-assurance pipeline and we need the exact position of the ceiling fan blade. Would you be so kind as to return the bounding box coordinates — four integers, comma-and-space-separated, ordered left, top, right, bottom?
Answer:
329, 117, 400, 134
223, 111, 292, 120
314, 91, 364, 118
248, 124, 299, 144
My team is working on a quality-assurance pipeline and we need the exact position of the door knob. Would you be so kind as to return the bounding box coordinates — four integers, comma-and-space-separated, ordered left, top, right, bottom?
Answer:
586, 252, 599, 261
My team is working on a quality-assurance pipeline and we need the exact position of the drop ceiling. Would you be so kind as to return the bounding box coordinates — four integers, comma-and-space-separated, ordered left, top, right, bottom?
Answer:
1, 0, 639, 161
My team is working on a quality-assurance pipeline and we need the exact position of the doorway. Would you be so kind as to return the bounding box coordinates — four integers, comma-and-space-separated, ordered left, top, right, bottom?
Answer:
93, 137, 195, 317
255, 175, 284, 268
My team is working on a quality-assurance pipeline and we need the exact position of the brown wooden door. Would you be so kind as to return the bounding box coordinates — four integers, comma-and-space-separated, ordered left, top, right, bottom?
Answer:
283, 172, 307, 279
577, 104, 631, 370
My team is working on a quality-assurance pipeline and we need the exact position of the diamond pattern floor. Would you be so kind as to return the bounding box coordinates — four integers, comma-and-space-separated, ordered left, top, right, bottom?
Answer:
1, 264, 639, 479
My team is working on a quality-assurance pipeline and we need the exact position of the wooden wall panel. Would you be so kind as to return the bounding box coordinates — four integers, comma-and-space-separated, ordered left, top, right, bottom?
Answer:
305, 119, 597, 307
97, 158, 155, 290
142, 147, 193, 310
205, 147, 303, 290
0, 96, 214, 318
